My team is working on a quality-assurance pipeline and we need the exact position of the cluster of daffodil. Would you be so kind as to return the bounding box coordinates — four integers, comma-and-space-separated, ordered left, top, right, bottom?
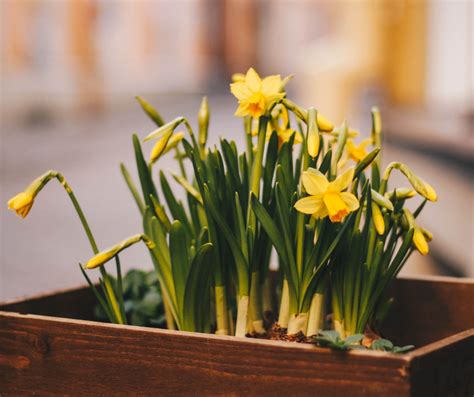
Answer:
8, 68, 437, 342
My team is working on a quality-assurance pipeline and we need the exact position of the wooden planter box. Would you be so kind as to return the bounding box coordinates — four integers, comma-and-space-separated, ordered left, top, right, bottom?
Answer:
1, 276, 473, 396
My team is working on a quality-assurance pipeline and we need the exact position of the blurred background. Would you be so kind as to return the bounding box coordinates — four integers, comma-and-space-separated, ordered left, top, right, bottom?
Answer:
1, 0, 473, 301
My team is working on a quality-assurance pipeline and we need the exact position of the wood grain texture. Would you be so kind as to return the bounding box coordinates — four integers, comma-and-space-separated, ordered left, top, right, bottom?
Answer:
0, 276, 473, 396
0, 313, 411, 396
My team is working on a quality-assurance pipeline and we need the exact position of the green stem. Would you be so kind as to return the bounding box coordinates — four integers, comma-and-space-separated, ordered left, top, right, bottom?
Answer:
175, 147, 188, 179
53, 172, 124, 324
249, 116, 268, 199
244, 116, 254, 164
115, 256, 127, 323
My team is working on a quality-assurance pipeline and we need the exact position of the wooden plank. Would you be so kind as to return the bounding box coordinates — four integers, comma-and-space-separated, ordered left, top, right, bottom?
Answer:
0, 312, 411, 396
382, 276, 474, 347
0, 284, 96, 320
408, 330, 474, 397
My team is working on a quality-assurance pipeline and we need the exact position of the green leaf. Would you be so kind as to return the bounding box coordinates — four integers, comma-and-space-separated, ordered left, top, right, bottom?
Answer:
170, 221, 190, 322
203, 184, 249, 296
262, 131, 279, 204
149, 195, 171, 232
182, 243, 214, 332
319, 149, 332, 175
250, 193, 297, 296
354, 148, 380, 179
370, 338, 394, 351
345, 334, 364, 345
133, 134, 158, 208
392, 345, 415, 354
159, 171, 193, 237
135, 290, 162, 317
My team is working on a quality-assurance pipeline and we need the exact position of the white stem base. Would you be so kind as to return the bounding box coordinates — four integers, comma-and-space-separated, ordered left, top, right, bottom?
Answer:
235, 295, 249, 337
278, 279, 290, 328
287, 312, 308, 335
306, 292, 324, 337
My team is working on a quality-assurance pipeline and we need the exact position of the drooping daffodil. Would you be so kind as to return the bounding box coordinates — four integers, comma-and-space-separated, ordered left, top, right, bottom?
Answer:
402, 208, 431, 255
7, 171, 55, 218
8, 192, 34, 218
294, 167, 359, 222
230, 68, 285, 118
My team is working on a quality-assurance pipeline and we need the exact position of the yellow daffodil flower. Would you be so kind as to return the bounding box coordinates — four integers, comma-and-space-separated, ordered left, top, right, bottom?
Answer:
294, 167, 359, 222
347, 138, 372, 163
230, 68, 285, 118
8, 192, 34, 218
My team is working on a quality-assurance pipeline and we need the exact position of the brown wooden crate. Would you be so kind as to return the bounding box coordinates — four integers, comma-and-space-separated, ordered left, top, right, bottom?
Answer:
0, 276, 473, 396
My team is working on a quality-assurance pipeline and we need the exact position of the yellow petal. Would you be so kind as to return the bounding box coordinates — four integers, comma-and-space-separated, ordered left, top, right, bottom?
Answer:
245, 68, 261, 91
329, 167, 355, 192
312, 205, 328, 219
294, 196, 323, 215
8, 192, 34, 218
234, 102, 249, 117
413, 228, 429, 255
340, 192, 360, 212
302, 169, 329, 196
281, 74, 294, 89
230, 82, 251, 101
261, 75, 282, 96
